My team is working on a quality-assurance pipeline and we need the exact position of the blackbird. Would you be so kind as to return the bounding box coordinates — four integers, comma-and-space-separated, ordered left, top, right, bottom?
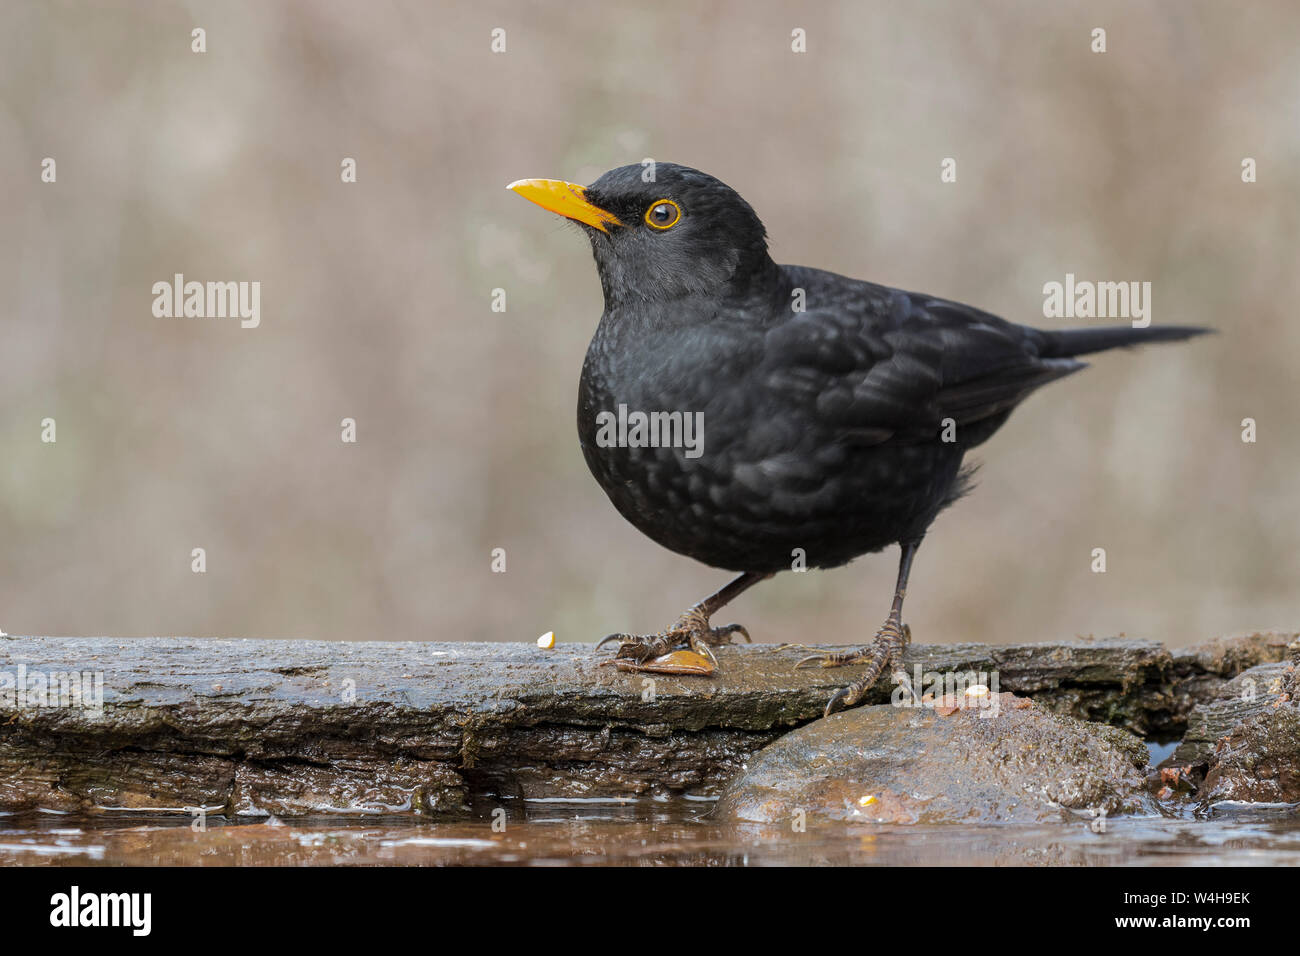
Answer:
509, 163, 1209, 715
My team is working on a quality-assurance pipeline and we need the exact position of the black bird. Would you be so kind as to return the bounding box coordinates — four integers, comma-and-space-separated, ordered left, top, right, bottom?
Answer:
509, 163, 1209, 715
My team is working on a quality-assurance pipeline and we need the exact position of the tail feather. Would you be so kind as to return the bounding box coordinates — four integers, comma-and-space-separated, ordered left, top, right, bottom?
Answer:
1038, 324, 1212, 359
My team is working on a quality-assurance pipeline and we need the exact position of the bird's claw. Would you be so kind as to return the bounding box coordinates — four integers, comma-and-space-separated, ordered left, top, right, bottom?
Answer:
705, 623, 751, 646
795, 654, 829, 670
595, 632, 634, 652
597, 631, 672, 662
823, 687, 852, 717
794, 650, 857, 670
788, 627, 908, 670
596, 610, 751, 671
793, 617, 910, 715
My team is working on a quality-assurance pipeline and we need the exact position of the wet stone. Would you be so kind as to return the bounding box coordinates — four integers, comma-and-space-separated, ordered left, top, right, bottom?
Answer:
231, 760, 468, 817
713, 693, 1153, 825
1199, 701, 1300, 806
1164, 660, 1292, 770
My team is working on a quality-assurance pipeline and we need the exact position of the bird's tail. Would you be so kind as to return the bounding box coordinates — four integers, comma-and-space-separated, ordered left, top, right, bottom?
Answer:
1038, 324, 1212, 358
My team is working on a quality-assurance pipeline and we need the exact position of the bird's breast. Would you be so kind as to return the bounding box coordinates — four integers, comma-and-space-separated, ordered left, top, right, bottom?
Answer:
575, 324, 966, 572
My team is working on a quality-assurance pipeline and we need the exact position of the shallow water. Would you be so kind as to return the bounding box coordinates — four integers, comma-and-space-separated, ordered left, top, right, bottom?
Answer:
2, 799, 1297, 866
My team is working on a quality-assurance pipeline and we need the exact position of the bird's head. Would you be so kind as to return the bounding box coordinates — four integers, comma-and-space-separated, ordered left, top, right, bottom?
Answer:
508, 163, 774, 307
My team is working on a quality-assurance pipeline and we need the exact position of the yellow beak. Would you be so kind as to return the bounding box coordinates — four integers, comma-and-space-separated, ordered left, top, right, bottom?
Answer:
507, 178, 622, 233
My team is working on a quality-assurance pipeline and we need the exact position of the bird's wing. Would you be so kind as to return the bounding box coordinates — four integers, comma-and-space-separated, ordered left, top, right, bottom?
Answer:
762, 275, 1083, 444
921, 298, 1086, 423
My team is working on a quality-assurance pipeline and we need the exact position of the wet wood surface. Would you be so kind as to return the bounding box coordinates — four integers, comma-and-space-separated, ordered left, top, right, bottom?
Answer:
1, 631, 1293, 817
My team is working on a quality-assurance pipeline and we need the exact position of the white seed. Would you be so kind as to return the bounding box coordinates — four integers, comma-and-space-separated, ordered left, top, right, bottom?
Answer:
536, 631, 556, 649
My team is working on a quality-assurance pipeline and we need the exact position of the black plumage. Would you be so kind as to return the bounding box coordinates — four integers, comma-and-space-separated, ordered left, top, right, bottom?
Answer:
511, 163, 1209, 714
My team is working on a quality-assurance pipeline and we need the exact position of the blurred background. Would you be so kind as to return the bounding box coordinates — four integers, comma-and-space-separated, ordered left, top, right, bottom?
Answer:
1, 0, 1296, 650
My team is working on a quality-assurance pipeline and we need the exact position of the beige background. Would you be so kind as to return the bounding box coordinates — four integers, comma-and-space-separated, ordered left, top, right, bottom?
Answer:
1, 0, 1296, 649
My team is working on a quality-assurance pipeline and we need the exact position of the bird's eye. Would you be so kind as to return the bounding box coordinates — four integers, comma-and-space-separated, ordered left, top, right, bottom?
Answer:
644, 199, 681, 230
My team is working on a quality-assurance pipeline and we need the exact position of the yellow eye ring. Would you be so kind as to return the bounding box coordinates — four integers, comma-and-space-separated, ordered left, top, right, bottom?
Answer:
644, 199, 681, 230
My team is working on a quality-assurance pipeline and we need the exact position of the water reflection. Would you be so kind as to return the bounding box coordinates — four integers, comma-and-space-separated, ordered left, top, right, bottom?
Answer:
1, 801, 1296, 866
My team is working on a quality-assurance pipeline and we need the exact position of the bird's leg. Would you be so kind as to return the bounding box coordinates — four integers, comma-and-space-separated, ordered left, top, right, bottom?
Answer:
597, 571, 772, 666
795, 540, 921, 716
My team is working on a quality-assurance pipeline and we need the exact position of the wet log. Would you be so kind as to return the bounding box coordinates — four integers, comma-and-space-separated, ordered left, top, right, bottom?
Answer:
0, 631, 1293, 817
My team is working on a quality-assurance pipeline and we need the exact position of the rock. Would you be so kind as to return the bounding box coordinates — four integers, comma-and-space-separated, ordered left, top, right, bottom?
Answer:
1157, 643, 1300, 809
230, 761, 469, 817
713, 693, 1152, 825
1163, 661, 1291, 770
1199, 701, 1300, 806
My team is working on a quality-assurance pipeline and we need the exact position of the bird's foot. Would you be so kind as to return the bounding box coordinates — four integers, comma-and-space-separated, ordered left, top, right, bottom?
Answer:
596, 606, 751, 673
795, 619, 910, 717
